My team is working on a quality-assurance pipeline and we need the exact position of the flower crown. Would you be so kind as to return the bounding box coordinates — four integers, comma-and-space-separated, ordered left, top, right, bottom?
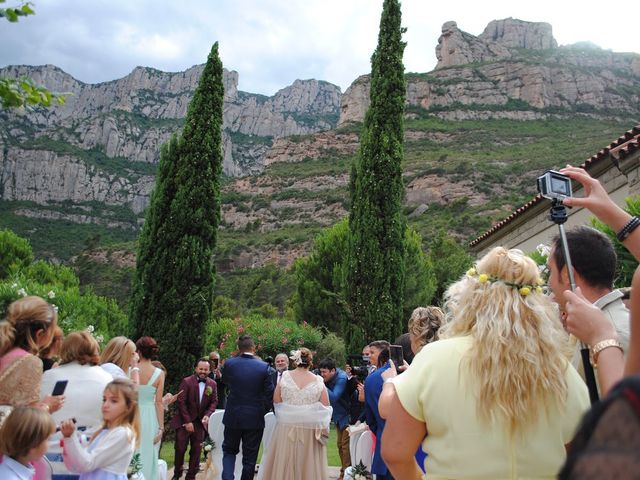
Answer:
466, 268, 544, 296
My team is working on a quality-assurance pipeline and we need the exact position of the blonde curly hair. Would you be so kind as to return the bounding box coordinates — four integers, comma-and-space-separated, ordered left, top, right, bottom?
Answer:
440, 247, 570, 434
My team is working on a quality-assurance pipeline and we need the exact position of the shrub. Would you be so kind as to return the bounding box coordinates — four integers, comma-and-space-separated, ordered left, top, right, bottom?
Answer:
203, 314, 338, 364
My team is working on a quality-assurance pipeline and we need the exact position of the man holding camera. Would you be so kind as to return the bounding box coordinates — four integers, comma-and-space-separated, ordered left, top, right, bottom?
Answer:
318, 358, 351, 480
547, 225, 629, 383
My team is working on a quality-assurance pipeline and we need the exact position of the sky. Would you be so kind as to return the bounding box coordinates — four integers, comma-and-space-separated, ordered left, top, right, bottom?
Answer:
1, 0, 639, 96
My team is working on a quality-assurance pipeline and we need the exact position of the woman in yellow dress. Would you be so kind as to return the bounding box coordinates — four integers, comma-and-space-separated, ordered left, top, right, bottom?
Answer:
381, 247, 590, 479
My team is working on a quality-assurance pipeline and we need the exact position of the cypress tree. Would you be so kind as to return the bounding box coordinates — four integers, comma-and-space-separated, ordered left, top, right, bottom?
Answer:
130, 43, 224, 390
347, 0, 406, 348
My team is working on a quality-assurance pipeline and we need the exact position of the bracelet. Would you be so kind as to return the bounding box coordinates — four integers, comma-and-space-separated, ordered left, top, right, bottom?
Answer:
130, 367, 140, 373
590, 339, 623, 367
616, 216, 640, 242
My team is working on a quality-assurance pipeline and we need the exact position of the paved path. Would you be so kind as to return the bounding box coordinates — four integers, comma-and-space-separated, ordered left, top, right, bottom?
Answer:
167, 464, 342, 479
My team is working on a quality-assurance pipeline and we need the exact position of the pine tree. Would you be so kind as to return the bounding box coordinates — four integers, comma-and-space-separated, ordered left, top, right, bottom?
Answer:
347, 0, 407, 348
130, 43, 224, 390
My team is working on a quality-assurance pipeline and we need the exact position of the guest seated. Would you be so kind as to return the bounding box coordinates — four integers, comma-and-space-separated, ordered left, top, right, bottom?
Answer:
1, 296, 64, 420
40, 325, 64, 371
382, 247, 590, 479
0, 406, 56, 479
41, 330, 113, 480
100, 336, 140, 384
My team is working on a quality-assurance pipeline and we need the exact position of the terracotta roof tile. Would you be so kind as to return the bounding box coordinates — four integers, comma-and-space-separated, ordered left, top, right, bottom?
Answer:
469, 125, 640, 248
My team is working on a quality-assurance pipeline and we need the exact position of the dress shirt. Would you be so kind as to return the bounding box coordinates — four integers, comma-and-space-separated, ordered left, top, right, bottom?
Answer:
199, 381, 205, 402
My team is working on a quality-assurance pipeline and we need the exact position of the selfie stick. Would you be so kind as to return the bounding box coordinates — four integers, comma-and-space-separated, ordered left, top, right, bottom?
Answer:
549, 199, 599, 404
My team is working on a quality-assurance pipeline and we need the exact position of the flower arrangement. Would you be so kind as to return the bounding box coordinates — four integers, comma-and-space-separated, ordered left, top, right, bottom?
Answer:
352, 461, 372, 480
203, 437, 216, 453
466, 267, 545, 297
202, 437, 217, 479
127, 452, 142, 479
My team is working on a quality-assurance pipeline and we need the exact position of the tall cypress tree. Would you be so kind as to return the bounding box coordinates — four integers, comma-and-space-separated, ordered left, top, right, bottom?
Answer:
347, 0, 406, 348
130, 43, 224, 390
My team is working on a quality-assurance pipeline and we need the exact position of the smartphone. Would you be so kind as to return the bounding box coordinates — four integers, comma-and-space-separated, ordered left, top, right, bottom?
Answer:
389, 345, 404, 371
52, 380, 68, 396
211, 359, 219, 369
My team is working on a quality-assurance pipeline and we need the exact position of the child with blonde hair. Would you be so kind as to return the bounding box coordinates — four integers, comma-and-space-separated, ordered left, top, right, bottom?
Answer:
0, 406, 56, 479
61, 379, 140, 479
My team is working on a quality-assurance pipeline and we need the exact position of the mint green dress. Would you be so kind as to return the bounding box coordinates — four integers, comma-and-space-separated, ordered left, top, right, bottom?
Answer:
138, 367, 162, 480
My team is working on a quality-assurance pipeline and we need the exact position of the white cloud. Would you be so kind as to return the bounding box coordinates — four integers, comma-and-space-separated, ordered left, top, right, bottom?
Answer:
0, 0, 637, 95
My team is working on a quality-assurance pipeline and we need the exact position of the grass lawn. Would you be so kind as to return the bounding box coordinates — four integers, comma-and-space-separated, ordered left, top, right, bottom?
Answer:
159, 425, 341, 467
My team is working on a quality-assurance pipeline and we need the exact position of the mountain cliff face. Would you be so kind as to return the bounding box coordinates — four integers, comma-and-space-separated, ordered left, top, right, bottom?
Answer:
0, 64, 341, 217
339, 18, 640, 125
1, 18, 639, 269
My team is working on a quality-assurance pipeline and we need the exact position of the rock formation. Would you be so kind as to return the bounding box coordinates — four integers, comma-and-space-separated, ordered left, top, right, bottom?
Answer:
338, 18, 640, 126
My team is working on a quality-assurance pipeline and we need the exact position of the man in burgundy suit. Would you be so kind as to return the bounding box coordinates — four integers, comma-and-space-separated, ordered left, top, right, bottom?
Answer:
170, 358, 218, 480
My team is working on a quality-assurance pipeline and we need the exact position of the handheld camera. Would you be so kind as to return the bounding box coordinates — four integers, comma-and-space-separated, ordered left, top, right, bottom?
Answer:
536, 170, 572, 202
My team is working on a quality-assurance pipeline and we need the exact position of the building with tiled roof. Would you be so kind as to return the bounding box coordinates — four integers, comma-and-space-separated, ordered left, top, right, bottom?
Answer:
470, 125, 640, 256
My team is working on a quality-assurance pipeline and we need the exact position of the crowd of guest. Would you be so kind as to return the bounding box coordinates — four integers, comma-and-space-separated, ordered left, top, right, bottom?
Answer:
1, 164, 640, 480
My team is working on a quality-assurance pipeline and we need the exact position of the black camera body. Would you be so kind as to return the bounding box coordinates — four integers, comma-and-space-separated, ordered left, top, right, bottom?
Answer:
347, 354, 369, 381
536, 170, 572, 201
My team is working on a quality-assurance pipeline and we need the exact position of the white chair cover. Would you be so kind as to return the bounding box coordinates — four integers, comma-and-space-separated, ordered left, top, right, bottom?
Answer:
207, 409, 244, 480
354, 430, 374, 471
349, 430, 364, 467
157, 459, 167, 480
262, 412, 277, 454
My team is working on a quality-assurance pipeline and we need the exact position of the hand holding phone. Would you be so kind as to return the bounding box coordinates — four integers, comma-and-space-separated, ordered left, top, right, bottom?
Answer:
389, 345, 404, 373
52, 380, 68, 396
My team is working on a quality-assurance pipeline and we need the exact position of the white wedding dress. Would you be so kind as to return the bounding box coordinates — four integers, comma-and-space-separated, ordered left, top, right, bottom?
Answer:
259, 371, 332, 480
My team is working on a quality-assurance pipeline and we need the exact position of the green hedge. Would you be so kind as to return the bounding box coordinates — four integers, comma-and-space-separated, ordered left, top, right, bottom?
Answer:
204, 314, 346, 365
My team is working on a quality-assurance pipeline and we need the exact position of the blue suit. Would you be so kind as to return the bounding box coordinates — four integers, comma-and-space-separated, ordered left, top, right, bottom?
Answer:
364, 363, 391, 477
221, 353, 274, 480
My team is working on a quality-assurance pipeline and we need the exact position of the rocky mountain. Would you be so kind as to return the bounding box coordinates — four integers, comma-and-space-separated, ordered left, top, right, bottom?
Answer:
339, 18, 640, 125
1, 18, 640, 272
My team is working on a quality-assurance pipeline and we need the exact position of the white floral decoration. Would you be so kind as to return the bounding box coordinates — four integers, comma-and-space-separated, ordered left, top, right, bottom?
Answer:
289, 349, 303, 366
47, 290, 55, 299
17, 288, 27, 297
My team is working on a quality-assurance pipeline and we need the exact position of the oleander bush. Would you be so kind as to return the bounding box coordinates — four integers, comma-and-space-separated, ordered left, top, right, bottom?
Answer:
203, 314, 346, 365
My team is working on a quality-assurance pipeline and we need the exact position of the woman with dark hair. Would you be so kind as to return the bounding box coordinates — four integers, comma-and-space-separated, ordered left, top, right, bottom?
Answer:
0, 296, 64, 423
40, 325, 63, 371
136, 336, 165, 480
259, 348, 331, 480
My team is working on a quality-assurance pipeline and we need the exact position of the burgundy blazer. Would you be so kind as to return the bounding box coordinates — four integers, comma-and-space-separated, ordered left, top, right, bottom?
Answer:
169, 374, 218, 430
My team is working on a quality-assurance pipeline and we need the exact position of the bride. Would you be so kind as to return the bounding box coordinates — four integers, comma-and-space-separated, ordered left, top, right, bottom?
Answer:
259, 348, 332, 480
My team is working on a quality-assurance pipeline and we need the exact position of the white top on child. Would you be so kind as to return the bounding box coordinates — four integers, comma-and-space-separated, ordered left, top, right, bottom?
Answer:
63, 426, 135, 476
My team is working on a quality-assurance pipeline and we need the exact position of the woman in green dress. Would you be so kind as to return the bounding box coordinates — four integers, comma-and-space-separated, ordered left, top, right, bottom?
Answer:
136, 336, 165, 480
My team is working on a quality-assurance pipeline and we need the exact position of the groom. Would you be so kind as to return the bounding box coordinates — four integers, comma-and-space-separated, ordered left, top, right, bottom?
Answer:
221, 335, 274, 480
170, 358, 218, 480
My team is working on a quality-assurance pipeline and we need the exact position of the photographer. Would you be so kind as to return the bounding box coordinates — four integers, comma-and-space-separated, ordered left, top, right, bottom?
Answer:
318, 358, 351, 479
557, 165, 640, 391
542, 168, 630, 394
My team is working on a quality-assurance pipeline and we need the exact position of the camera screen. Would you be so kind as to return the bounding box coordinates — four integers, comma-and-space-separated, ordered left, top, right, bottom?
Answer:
551, 176, 570, 194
